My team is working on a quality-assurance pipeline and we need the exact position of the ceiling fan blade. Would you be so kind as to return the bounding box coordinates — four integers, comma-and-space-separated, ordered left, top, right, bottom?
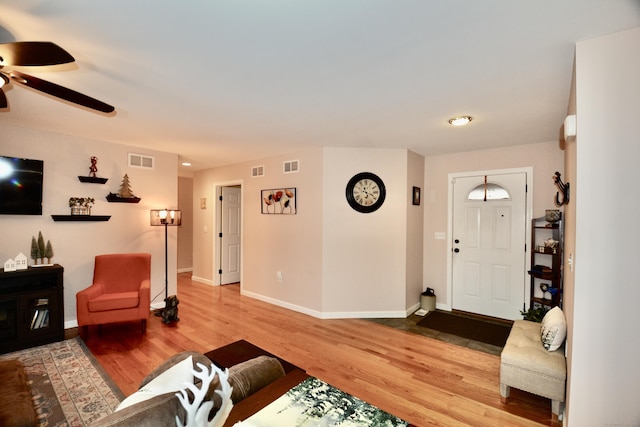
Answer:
0, 89, 7, 108
10, 71, 114, 113
0, 42, 75, 66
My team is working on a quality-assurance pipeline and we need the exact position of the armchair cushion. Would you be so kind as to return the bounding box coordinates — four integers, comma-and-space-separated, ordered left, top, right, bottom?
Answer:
88, 292, 140, 312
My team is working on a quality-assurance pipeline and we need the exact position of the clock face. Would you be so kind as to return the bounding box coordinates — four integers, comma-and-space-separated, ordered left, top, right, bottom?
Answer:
345, 172, 386, 213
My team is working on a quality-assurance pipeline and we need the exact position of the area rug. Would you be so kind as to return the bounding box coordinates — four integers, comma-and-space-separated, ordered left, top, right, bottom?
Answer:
0, 338, 124, 426
416, 311, 512, 347
234, 376, 409, 427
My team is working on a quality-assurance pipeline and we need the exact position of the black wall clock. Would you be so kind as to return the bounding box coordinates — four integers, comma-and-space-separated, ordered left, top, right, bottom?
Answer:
345, 172, 386, 213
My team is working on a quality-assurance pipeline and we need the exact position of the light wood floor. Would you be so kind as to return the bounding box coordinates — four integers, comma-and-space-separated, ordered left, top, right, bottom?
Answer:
84, 273, 556, 426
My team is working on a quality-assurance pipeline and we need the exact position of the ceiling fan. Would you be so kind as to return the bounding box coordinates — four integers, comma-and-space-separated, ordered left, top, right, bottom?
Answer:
0, 41, 114, 113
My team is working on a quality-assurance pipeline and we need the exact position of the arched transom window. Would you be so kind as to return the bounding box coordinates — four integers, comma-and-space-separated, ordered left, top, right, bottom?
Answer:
467, 181, 510, 201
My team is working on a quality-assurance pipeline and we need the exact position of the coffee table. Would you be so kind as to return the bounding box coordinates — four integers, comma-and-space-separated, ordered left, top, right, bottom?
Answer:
206, 340, 415, 427
205, 340, 309, 427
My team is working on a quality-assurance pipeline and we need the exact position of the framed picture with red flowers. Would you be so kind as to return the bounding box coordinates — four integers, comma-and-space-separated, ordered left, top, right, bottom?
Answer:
261, 188, 296, 214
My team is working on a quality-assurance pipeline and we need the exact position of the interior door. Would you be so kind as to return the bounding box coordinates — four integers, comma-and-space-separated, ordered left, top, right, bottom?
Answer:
220, 186, 241, 285
451, 173, 527, 320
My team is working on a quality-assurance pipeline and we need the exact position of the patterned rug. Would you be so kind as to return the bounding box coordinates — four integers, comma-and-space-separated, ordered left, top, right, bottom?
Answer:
0, 338, 124, 426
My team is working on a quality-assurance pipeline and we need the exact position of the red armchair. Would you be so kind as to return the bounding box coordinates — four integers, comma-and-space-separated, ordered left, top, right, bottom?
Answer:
76, 253, 151, 336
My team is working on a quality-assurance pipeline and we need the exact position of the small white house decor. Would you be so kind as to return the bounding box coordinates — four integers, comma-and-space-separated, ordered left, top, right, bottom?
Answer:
15, 252, 28, 270
69, 196, 95, 215
4, 258, 16, 272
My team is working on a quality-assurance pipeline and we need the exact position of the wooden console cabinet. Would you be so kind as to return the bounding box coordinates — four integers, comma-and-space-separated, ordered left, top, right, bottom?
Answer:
0, 265, 64, 354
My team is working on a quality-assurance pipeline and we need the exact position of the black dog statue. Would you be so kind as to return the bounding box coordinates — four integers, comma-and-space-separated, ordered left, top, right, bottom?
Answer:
162, 295, 180, 324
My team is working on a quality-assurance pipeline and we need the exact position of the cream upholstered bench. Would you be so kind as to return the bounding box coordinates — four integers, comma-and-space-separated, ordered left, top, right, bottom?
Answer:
500, 309, 567, 422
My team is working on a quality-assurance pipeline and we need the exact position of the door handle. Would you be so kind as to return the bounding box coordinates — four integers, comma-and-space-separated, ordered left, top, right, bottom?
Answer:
454, 248, 460, 253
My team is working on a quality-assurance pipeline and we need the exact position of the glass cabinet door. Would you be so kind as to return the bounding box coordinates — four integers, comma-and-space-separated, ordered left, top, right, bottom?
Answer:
29, 297, 51, 330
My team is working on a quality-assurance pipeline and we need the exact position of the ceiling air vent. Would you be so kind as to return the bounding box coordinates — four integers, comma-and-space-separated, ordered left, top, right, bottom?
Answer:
283, 160, 299, 174
128, 153, 155, 169
251, 165, 265, 177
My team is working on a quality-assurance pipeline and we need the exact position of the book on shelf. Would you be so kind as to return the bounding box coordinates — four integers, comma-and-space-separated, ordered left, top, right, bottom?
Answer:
30, 309, 50, 329
530, 264, 553, 273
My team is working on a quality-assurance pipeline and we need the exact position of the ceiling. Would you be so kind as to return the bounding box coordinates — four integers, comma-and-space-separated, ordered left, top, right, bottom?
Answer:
1, 1, 639, 174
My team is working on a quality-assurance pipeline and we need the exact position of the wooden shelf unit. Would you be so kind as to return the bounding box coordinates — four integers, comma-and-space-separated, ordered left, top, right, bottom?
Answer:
528, 215, 563, 309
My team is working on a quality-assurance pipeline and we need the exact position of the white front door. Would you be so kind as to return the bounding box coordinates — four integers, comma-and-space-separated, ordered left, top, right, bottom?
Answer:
451, 172, 527, 320
220, 186, 241, 285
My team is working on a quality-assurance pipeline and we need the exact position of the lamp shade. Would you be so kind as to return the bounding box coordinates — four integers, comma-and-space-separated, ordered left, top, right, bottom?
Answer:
150, 209, 182, 226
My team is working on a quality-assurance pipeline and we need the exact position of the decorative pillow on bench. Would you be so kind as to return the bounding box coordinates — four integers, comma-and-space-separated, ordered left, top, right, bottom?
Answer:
540, 306, 567, 351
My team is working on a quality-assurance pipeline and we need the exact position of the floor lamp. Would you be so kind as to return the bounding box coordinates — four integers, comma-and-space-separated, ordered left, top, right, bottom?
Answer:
150, 209, 182, 318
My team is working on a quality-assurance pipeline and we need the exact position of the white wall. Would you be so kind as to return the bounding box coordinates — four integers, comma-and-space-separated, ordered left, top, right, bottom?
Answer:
1, 125, 179, 326
567, 27, 640, 426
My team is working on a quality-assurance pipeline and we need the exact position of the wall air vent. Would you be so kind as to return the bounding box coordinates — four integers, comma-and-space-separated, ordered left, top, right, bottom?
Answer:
283, 160, 299, 174
128, 153, 155, 169
251, 165, 265, 177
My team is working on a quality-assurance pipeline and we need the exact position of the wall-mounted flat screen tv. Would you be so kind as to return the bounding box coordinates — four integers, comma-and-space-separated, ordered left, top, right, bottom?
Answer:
0, 156, 44, 215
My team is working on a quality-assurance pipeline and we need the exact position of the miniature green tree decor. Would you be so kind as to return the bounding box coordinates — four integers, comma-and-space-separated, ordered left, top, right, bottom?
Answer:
30, 236, 40, 264
37, 231, 46, 258
45, 241, 54, 264
30, 231, 54, 265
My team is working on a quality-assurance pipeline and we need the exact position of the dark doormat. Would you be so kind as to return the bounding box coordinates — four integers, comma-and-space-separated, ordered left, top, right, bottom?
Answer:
416, 311, 512, 347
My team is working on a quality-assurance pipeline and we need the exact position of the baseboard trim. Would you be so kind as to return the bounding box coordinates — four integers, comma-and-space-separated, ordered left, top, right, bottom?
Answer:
191, 275, 216, 286
241, 289, 413, 320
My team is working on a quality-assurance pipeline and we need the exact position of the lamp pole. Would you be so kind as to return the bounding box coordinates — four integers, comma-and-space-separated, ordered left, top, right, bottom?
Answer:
164, 219, 168, 306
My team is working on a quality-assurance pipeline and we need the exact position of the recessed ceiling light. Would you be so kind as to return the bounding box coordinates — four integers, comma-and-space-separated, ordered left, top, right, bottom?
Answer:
181, 162, 192, 167
448, 115, 473, 126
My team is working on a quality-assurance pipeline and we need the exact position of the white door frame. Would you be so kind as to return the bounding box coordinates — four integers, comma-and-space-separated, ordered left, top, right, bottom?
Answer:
445, 167, 533, 313
214, 180, 244, 287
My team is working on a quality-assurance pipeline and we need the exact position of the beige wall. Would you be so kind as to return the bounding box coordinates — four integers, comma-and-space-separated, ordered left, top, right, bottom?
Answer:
423, 141, 565, 307
561, 59, 577, 423
406, 150, 425, 307
322, 147, 418, 316
567, 27, 640, 426
1, 125, 179, 325
192, 147, 325, 313
193, 146, 425, 318
177, 177, 193, 272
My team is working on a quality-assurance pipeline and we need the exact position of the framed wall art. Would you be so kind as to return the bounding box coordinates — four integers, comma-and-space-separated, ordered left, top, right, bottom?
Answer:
262, 188, 296, 214
412, 186, 421, 206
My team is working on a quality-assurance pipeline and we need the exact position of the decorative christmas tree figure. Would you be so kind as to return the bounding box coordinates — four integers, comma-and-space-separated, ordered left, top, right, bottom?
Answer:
106, 174, 141, 202
118, 174, 135, 198
45, 241, 54, 264
37, 231, 46, 260
30, 236, 41, 264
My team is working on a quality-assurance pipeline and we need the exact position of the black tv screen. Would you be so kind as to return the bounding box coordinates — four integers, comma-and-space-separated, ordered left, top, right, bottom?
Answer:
0, 156, 44, 215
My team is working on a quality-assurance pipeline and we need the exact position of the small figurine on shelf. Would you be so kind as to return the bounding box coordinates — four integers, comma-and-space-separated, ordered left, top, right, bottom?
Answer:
106, 174, 141, 203
69, 197, 95, 215
78, 156, 108, 183
89, 156, 98, 178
